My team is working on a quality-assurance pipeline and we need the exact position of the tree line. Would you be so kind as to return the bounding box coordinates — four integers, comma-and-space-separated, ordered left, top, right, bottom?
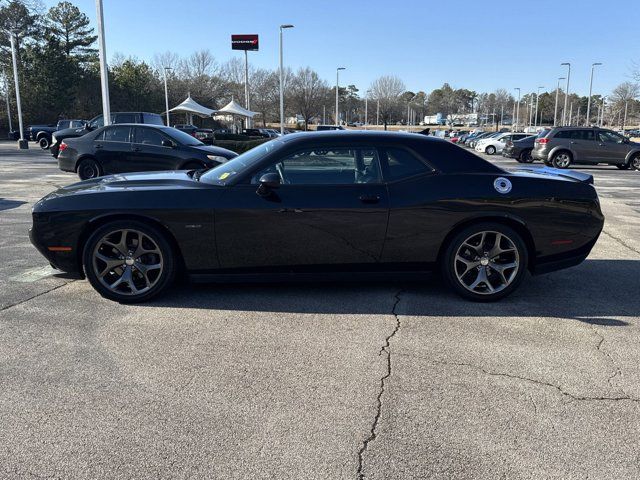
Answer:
1, 0, 639, 136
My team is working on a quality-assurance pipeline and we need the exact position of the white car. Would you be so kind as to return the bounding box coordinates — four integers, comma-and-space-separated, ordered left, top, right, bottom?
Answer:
475, 132, 531, 155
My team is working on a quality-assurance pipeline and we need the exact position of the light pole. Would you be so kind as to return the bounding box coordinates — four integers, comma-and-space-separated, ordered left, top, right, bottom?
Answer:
528, 93, 534, 128
364, 92, 369, 130
600, 97, 606, 127
586, 62, 602, 126
514, 88, 521, 131
561, 62, 571, 126
8, 33, 26, 148
279, 24, 294, 134
163, 67, 172, 126
376, 99, 379, 126
534, 86, 544, 127
95, 0, 111, 127
335, 67, 345, 125
623, 101, 628, 134
553, 77, 565, 127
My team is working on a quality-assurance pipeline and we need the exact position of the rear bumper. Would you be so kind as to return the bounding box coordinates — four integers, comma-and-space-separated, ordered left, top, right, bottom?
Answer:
58, 155, 76, 173
531, 231, 601, 275
531, 148, 549, 161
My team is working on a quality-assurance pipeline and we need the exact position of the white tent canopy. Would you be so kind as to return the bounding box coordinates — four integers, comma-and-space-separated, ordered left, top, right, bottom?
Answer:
215, 99, 257, 118
168, 95, 217, 118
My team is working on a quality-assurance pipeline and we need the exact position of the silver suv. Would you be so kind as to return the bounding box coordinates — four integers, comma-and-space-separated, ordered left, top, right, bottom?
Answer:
532, 127, 640, 170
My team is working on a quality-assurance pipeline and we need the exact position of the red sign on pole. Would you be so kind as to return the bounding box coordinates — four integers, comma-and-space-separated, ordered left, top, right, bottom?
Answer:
231, 34, 259, 51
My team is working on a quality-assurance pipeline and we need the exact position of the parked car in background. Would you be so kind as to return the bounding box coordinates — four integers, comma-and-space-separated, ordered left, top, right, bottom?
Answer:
475, 132, 531, 155
468, 132, 499, 149
57, 124, 237, 180
50, 112, 164, 158
316, 125, 345, 131
532, 127, 640, 170
29, 119, 86, 149
174, 124, 215, 145
243, 128, 280, 138
502, 135, 536, 162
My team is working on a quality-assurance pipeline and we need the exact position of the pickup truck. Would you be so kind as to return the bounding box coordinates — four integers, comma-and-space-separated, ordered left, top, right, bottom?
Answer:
29, 119, 86, 149
50, 112, 164, 158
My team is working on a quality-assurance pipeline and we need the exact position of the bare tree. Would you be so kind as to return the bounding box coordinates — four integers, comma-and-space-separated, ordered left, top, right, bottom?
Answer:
289, 67, 328, 130
251, 68, 279, 126
369, 75, 405, 129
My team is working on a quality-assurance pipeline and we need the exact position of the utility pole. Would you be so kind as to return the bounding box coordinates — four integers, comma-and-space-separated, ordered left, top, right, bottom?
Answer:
278, 24, 294, 134
163, 67, 172, 126
554, 77, 565, 127
623, 101, 628, 134
2, 68, 12, 135
514, 88, 521, 131
335, 67, 345, 125
561, 62, 571, 126
364, 96, 368, 129
534, 86, 544, 127
244, 49, 251, 128
95, 0, 111, 127
376, 99, 379, 126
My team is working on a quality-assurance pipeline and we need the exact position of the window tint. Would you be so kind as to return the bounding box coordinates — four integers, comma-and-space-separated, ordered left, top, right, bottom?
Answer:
135, 127, 167, 146
574, 130, 595, 141
598, 131, 624, 143
553, 130, 571, 139
103, 126, 131, 142
114, 113, 137, 123
252, 147, 380, 185
383, 147, 431, 181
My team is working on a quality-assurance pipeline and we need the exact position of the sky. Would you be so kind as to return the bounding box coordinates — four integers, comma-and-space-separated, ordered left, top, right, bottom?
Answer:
43, 0, 640, 97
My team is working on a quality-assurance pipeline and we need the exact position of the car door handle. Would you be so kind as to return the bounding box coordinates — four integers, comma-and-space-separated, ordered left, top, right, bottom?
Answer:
359, 194, 380, 204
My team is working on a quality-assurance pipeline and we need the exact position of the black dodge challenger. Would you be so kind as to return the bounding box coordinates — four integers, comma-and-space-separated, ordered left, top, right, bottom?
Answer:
30, 131, 604, 303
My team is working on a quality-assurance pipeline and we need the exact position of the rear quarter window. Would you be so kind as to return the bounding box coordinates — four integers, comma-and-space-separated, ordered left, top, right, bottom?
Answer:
412, 138, 502, 174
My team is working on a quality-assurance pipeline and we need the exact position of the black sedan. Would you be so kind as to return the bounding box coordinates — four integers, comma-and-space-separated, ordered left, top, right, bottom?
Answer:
58, 124, 237, 180
502, 135, 536, 163
31, 131, 603, 303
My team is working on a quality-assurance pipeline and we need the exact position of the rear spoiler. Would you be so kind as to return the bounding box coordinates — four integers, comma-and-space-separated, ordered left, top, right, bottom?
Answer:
515, 166, 594, 185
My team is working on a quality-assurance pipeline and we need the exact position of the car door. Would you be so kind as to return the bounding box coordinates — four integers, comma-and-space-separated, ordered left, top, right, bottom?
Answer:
129, 127, 179, 172
596, 130, 629, 164
214, 146, 389, 269
94, 126, 132, 174
569, 129, 599, 163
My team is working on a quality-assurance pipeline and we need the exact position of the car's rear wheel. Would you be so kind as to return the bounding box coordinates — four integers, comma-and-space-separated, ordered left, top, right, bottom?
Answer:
442, 223, 528, 302
77, 158, 102, 180
519, 149, 534, 163
485, 145, 496, 155
551, 151, 572, 169
38, 137, 50, 149
83, 220, 175, 303
630, 153, 640, 171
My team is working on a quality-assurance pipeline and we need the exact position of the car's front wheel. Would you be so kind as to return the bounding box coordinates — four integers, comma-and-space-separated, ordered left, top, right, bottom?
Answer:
442, 223, 528, 302
630, 153, 640, 171
485, 145, 496, 155
38, 137, 50, 149
77, 158, 102, 180
83, 220, 176, 303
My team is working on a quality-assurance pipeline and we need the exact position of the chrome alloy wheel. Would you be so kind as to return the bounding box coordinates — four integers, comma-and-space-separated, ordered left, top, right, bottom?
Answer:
454, 231, 520, 295
92, 229, 163, 296
554, 153, 571, 168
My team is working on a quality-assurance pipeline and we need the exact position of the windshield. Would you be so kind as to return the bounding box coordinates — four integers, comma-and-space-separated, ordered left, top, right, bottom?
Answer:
200, 139, 284, 185
166, 128, 204, 146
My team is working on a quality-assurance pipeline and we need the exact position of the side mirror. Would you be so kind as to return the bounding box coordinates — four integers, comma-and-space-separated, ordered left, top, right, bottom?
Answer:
256, 172, 281, 197
161, 139, 175, 148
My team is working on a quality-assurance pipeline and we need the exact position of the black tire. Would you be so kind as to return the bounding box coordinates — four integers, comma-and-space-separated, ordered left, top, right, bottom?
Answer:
77, 158, 102, 180
83, 220, 176, 303
182, 161, 205, 170
441, 222, 529, 302
630, 153, 640, 171
38, 136, 50, 150
616, 163, 630, 170
485, 145, 496, 155
551, 150, 572, 169
519, 149, 534, 163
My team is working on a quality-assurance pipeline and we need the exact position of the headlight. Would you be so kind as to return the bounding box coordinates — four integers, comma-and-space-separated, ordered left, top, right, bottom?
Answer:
206, 155, 227, 163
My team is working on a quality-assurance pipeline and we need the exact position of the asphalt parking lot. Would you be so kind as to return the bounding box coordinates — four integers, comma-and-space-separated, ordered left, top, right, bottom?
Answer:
1, 141, 639, 479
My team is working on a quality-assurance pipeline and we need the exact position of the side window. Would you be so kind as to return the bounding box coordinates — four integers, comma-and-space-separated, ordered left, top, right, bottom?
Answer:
114, 113, 137, 123
143, 113, 164, 125
580, 130, 595, 141
134, 127, 167, 146
251, 147, 380, 185
554, 130, 571, 139
598, 131, 623, 143
89, 116, 104, 129
382, 147, 431, 181
103, 126, 131, 142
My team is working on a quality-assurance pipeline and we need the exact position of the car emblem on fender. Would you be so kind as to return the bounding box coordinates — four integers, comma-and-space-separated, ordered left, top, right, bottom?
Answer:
494, 177, 512, 194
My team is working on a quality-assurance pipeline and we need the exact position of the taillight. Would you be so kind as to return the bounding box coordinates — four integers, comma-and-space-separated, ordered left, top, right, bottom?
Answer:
59, 142, 68, 152
536, 138, 549, 144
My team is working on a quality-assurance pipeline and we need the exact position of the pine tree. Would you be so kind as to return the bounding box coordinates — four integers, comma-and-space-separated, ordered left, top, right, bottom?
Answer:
46, 1, 97, 62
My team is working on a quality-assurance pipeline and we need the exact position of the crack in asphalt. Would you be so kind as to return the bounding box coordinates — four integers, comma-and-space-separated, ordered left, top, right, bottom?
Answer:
430, 360, 640, 404
0, 281, 73, 312
588, 324, 627, 397
356, 288, 403, 480
601, 229, 640, 256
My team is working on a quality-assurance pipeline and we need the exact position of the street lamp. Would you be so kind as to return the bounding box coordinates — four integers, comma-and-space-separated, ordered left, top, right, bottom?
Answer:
553, 77, 565, 127
534, 86, 544, 127
335, 67, 346, 126
561, 62, 571, 126
163, 67, 172, 126
95, 0, 111, 127
586, 62, 602, 126
514, 88, 521, 131
279, 24, 294, 134
600, 97, 606, 127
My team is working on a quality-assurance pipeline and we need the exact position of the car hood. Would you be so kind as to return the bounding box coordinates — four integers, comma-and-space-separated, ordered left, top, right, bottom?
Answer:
189, 144, 238, 158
